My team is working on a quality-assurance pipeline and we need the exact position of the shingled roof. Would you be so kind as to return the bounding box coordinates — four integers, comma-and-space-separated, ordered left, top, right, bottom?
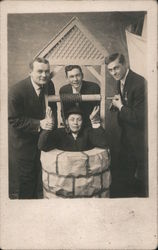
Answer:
36, 17, 108, 65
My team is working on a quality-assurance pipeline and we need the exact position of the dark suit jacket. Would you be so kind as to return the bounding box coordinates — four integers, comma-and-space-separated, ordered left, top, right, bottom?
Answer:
59, 80, 100, 127
117, 69, 147, 165
8, 77, 57, 161
38, 126, 108, 152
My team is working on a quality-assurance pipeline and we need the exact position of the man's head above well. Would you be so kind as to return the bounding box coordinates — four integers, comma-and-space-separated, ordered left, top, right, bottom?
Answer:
105, 53, 127, 81
29, 57, 51, 86
65, 106, 83, 134
65, 65, 83, 90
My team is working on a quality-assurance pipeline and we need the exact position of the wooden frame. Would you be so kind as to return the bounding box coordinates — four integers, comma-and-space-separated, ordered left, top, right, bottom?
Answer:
37, 17, 108, 127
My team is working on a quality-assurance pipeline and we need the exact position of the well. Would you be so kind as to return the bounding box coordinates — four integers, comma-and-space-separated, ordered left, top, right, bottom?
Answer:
41, 147, 111, 198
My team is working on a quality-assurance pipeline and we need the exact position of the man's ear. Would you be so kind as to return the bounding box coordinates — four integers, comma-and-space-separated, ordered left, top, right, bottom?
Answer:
50, 71, 53, 79
65, 119, 68, 126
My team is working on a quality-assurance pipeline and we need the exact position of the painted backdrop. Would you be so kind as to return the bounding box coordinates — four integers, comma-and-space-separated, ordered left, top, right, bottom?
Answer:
8, 12, 146, 196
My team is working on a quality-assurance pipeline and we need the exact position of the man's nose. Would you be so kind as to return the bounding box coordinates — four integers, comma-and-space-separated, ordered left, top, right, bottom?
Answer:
73, 119, 78, 125
41, 71, 46, 77
111, 69, 116, 75
73, 76, 78, 81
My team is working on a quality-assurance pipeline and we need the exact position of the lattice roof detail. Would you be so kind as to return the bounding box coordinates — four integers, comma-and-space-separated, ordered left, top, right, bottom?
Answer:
36, 17, 107, 65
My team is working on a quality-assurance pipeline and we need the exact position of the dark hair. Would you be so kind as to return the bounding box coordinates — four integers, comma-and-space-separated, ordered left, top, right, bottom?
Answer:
65, 65, 83, 77
105, 53, 125, 65
65, 106, 83, 119
29, 57, 49, 70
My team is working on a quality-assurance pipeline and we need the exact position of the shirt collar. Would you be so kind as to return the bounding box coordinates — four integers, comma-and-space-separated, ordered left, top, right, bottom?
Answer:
72, 133, 78, 140
31, 77, 43, 91
72, 82, 82, 93
120, 68, 129, 86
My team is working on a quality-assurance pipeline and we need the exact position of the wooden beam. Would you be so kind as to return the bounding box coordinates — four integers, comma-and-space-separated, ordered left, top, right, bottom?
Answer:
51, 65, 63, 77
86, 66, 102, 82
35, 16, 108, 60
44, 94, 48, 110
47, 94, 101, 102
47, 58, 105, 66
76, 18, 107, 57
100, 65, 106, 128
34, 18, 77, 59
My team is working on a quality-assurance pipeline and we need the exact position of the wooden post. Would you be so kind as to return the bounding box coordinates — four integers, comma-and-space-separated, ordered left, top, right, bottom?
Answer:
100, 65, 106, 128
86, 66, 102, 82
44, 94, 48, 110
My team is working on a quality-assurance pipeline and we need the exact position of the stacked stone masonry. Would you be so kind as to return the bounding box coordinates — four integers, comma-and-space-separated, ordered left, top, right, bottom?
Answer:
41, 147, 111, 198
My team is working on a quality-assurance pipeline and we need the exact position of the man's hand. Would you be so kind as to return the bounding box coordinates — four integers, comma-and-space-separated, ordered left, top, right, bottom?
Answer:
40, 106, 55, 130
46, 106, 53, 120
112, 94, 123, 110
40, 119, 54, 130
89, 106, 100, 124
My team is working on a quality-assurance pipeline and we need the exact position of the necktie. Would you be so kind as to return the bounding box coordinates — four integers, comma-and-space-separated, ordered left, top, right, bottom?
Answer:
38, 87, 44, 100
120, 82, 124, 95
73, 88, 80, 107
38, 87, 45, 117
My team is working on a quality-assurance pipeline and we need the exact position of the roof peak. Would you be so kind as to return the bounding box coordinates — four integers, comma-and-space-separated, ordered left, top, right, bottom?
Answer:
36, 16, 108, 65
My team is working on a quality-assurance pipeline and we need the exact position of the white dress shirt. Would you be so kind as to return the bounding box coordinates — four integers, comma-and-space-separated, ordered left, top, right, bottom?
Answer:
31, 77, 42, 96
72, 83, 82, 94
72, 133, 78, 140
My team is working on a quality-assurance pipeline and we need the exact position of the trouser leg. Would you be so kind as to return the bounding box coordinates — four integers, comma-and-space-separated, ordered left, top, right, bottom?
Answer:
134, 160, 148, 197
18, 153, 41, 199
110, 146, 137, 198
110, 138, 148, 198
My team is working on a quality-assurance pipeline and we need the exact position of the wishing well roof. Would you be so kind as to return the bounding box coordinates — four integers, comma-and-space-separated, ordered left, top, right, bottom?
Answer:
36, 17, 107, 65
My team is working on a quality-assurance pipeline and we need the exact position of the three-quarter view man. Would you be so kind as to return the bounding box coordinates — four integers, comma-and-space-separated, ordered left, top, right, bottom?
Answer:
105, 53, 148, 197
8, 57, 57, 199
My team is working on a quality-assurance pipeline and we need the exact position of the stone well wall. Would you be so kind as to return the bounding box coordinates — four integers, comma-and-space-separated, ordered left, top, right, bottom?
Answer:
41, 147, 111, 198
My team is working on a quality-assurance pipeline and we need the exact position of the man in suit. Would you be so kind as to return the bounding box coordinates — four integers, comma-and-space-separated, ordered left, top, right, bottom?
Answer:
8, 57, 57, 199
105, 53, 148, 197
59, 65, 100, 127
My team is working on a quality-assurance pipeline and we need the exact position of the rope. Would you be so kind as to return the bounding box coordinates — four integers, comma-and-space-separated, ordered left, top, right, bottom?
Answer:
60, 93, 82, 103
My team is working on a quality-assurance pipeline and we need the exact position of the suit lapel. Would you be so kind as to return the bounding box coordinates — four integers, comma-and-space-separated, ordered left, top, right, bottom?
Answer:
26, 77, 39, 100
27, 77, 47, 102
66, 84, 73, 93
122, 69, 133, 104
122, 69, 132, 95
26, 77, 44, 109
24, 77, 46, 118
80, 81, 86, 94
117, 81, 121, 93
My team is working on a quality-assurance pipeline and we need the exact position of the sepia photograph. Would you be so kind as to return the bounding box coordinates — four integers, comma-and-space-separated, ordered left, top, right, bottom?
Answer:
0, 1, 157, 249
8, 11, 148, 200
